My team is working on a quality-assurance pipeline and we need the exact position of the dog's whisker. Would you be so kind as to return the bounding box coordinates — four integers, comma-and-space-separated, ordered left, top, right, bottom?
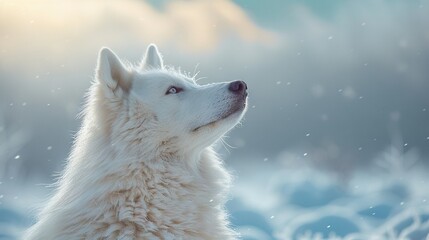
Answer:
192, 63, 200, 78
220, 137, 236, 151
195, 76, 207, 82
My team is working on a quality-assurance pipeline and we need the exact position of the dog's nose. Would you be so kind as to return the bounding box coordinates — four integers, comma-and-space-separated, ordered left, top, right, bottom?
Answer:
228, 81, 247, 95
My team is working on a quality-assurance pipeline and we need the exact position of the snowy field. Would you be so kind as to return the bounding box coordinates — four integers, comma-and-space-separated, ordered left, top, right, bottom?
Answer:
1, 147, 428, 240
227, 148, 429, 240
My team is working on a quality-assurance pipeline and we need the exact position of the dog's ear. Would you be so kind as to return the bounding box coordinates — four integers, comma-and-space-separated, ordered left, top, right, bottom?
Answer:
96, 47, 131, 92
141, 44, 164, 70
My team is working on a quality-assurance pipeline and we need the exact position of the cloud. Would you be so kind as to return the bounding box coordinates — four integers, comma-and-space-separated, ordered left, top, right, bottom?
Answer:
0, 0, 277, 71
214, 0, 429, 165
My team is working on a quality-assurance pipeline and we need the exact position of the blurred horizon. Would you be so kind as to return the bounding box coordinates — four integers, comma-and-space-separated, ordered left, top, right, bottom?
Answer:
1, 0, 429, 239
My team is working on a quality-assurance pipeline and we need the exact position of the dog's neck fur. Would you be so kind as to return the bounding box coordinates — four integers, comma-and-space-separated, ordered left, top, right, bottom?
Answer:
28, 85, 236, 239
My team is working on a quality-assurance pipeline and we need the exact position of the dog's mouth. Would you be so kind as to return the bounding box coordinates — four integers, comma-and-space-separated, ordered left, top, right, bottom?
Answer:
192, 100, 246, 132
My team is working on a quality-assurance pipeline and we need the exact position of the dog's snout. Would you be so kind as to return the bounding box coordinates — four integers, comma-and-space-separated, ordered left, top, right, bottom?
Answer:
228, 81, 247, 95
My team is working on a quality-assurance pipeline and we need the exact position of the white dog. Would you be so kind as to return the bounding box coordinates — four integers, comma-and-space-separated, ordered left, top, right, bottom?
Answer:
24, 44, 248, 240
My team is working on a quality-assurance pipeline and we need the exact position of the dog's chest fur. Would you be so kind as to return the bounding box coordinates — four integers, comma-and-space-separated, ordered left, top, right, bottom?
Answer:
81, 149, 233, 240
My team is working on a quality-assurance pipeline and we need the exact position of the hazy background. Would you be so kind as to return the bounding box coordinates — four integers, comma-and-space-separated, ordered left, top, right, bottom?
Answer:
1, 0, 429, 239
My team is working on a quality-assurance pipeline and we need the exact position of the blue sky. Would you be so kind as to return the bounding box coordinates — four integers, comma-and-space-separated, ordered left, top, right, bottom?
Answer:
233, 0, 343, 23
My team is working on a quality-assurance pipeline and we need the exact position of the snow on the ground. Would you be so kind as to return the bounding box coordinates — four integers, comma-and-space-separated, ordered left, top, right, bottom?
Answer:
227, 148, 429, 240
1, 147, 428, 240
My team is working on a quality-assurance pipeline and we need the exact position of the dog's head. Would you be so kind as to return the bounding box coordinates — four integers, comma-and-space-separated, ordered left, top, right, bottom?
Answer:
94, 44, 247, 153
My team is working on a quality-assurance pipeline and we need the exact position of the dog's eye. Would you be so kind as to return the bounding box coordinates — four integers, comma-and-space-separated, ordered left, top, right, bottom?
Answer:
166, 86, 182, 95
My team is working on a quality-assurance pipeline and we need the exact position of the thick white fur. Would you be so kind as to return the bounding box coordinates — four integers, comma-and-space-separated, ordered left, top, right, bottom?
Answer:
24, 44, 247, 240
